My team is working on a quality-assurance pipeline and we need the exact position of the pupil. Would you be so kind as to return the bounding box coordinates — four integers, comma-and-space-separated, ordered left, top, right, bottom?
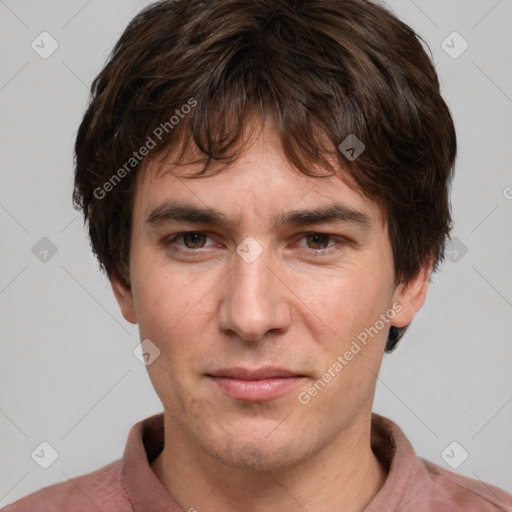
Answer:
186, 233, 203, 248
308, 234, 327, 249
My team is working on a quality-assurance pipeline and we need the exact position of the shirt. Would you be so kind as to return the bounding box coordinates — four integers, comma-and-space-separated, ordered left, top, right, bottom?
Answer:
3, 412, 512, 511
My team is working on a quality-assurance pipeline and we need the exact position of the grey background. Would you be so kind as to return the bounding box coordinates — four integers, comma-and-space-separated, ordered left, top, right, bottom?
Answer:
1, 0, 511, 506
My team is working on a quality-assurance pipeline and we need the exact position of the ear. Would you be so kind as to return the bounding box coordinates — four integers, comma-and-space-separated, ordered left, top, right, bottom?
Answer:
390, 255, 433, 328
110, 272, 137, 324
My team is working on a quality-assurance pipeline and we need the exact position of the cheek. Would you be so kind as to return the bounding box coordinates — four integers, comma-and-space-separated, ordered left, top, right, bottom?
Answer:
131, 259, 216, 354
300, 267, 386, 340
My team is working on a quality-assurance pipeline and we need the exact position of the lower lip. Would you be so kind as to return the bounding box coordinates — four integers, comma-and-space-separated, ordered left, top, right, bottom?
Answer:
208, 376, 305, 401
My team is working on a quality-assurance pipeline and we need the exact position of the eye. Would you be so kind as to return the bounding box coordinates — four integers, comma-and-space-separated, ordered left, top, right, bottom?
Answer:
161, 231, 347, 257
295, 233, 345, 255
302, 233, 335, 250
163, 232, 215, 251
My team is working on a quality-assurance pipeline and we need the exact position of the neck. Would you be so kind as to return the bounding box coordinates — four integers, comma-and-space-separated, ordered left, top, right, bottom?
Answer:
151, 412, 387, 512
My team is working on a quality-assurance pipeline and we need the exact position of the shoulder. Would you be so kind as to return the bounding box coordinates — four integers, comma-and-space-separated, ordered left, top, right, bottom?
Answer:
418, 456, 512, 511
1, 459, 134, 512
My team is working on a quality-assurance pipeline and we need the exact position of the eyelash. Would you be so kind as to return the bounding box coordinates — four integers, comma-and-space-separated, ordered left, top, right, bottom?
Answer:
162, 231, 346, 256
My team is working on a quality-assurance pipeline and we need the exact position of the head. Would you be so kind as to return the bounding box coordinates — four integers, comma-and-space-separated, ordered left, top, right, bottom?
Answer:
73, 0, 456, 471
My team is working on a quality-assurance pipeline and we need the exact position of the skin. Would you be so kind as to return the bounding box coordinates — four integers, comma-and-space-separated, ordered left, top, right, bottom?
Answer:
111, 116, 431, 512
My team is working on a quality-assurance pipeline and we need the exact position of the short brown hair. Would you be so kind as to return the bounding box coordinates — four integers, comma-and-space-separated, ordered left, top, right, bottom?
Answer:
73, 0, 457, 352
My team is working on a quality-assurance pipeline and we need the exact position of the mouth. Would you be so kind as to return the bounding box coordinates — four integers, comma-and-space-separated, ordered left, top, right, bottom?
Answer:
206, 367, 307, 401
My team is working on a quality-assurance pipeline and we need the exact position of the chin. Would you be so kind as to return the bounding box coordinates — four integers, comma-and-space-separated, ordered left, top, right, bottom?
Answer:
204, 435, 316, 473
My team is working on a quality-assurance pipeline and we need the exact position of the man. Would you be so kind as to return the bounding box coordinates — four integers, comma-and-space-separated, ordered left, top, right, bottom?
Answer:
4, 0, 511, 511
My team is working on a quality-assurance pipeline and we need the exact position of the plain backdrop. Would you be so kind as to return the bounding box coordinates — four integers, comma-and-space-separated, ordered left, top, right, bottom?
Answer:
1, 0, 511, 506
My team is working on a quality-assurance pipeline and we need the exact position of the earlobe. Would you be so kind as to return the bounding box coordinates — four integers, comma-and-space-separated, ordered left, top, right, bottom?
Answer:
110, 272, 138, 324
391, 256, 433, 329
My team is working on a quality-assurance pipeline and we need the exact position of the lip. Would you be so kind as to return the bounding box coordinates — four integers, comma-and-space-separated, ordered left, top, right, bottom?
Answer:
207, 366, 303, 380
206, 367, 306, 401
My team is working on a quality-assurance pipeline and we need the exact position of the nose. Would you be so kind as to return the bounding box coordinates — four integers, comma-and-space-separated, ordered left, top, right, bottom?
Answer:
217, 242, 292, 342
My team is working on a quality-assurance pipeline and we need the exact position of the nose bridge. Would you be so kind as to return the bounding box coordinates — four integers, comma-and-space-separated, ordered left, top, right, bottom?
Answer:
218, 239, 290, 341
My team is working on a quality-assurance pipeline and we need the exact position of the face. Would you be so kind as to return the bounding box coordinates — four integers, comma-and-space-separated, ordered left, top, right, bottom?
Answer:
112, 117, 429, 472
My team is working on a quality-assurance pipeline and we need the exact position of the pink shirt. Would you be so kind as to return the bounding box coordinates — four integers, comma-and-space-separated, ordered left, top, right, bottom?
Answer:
3, 412, 512, 511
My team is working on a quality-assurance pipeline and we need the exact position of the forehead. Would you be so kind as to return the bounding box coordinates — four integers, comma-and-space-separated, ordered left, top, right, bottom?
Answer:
133, 120, 387, 231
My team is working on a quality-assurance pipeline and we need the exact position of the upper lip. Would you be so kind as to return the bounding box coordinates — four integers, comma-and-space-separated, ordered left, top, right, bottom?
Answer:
207, 367, 303, 380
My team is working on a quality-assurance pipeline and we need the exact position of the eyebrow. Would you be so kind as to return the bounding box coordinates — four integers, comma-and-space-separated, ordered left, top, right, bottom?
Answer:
145, 201, 372, 230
